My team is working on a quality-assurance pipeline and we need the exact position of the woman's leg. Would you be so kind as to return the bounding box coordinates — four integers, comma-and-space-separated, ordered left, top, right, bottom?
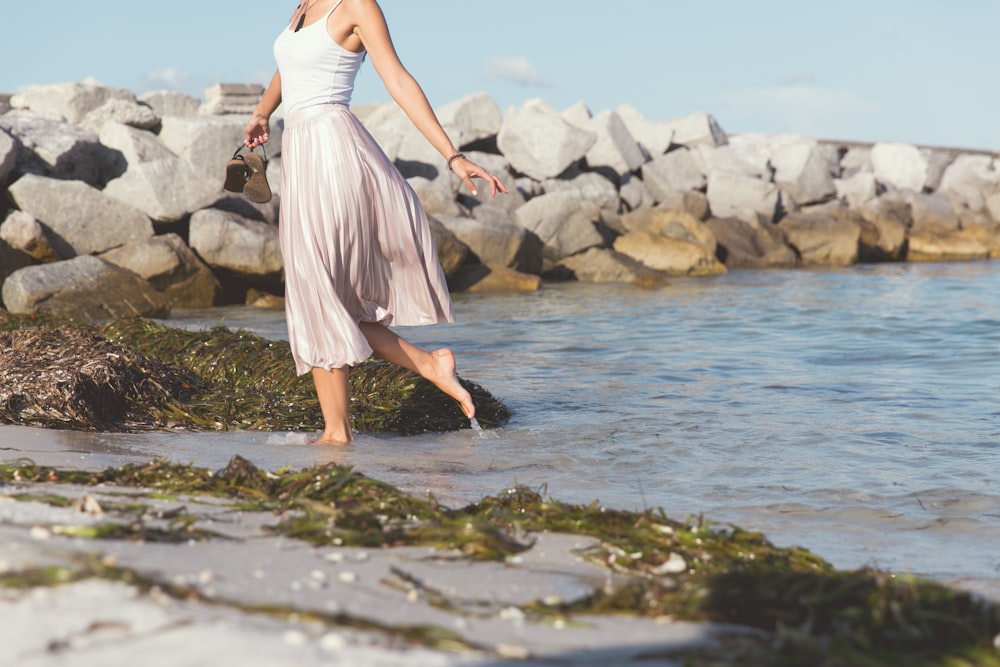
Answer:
311, 366, 354, 444
359, 322, 476, 419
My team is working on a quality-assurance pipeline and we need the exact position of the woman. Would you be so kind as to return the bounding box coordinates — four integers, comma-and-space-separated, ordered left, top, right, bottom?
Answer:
245, 0, 507, 444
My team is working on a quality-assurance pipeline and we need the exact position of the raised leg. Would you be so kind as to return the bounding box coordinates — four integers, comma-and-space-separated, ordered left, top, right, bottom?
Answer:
311, 366, 354, 444
359, 322, 475, 419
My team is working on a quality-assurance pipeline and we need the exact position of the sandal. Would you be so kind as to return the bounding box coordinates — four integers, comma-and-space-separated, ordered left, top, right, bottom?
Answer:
222, 144, 272, 203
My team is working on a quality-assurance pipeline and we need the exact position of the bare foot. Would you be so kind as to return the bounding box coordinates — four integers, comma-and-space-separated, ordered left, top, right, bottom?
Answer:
429, 349, 475, 419
311, 428, 354, 446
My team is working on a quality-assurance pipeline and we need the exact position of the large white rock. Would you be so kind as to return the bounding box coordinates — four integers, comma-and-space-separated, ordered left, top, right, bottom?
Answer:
871, 142, 928, 192
100, 121, 221, 223
139, 90, 201, 118
569, 110, 644, 176
834, 171, 877, 209
619, 173, 657, 211
0, 110, 112, 186
938, 154, 1000, 212
706, 170, 779, 225
692, 144, 769, 179
513, 190, 603, 262
497, 105, 597, 180
189, 209, 283, 279
662, 112, 727, 149
436, 92, 502, 147
9, 80, 136, 123
840, 145, 872, 178
0, 129, 15, 184
0, 210, 60, 263
8, 174, 154, 256
771, 140, 837, 206
158, 115, 254, 181
641, 148, 706, 200
435, 214, 540, 274
542, 172, 620, 212
79, 99, 160, 133
615, 104, 675, 156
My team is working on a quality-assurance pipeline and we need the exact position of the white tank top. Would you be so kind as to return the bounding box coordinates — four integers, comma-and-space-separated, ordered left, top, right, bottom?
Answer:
273, 0, 365, 114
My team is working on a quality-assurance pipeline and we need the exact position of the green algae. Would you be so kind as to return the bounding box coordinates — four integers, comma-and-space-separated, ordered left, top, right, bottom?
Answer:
3, 456, 1000, 665
0, 313, 510, 434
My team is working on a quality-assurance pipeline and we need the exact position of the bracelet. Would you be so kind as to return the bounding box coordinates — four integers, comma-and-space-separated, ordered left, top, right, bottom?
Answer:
446, 152, 466, 171
253, 112, 269, 121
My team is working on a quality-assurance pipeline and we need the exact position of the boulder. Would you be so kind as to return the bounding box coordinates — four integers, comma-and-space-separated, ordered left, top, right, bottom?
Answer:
455, 151, 524, 211
839, 145, 872, 178
8, 174, 154, 256
79, 98, 160, 133
834, 171, 877, 209
0, 110, 117, 186
435, 92, 502, 148
778, 205, 863, 266
961, 223, 1000, 258
619, 173, 657, 212
561, 100, 592, 127
0, 130, 15, 184
427, 217, 469, 279
907, 228, 991, 262
938, 154, 1000, 212
513, 190, 603, 264
409, 176, 463, 217
139, 90, 201, 118
615, 104, 674, 156
200, 83, 263, 116
662, 112, 728, 149
359, 103, 407, 162
497, 104, 597, 180
9, 80, 135, 124
706, 170, 779, 225
542, 171, 620, 213
555, 247, 669, 286
987, 192, 1000, 224
693, 144, 769, 179
771, 140, 837, 206
448, 263, 541, 293
620, 208, 717, 251
100, 121, 220, 223
905, 192, 960, 233
2, 255, 170, 319
0, 210, 60, 263
189, 209, 283, 281
577, 110, 645, 177
871, 142, 928, 192
704, 217, 798, 268
641, 148, 706, 199
158, 115, 260, 182
435, 214, 542, 274
857, 199, 908, 262
99, 233, 223, 308
0, 239, 34, 303
613, 230, 726, 277
656, 190, 711, 220
924, 150, 954, 191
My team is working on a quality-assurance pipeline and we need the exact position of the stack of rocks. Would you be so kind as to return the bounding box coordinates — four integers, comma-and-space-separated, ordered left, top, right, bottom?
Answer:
200, 83, 265, 116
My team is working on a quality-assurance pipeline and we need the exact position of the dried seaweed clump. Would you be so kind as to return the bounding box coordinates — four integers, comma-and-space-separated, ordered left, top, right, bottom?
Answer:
0, 326, 199, 430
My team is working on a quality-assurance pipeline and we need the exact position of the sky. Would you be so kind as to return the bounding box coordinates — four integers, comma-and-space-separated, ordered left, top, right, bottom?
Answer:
1, 1, 997, 150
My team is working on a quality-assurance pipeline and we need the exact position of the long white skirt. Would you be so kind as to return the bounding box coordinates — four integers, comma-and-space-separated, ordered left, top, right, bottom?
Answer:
279, 103, 454, 375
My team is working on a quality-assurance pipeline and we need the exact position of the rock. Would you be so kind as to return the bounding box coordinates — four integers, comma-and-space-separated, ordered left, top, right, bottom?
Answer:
10, 80, 135, 124
2, 255, 171, 319
620, 208, 716, 250
555, 247, 669, 286
706, 170, 779, 225
99, 233, 223, 308
987, 192, 1000, 224
656, 190, 711, 220
456, 151, 524, 212
561, 100, 592, 127
0, 210, 60, 262
139, 90, 201, 118
435, 214, 542, 275
857, 199, 908, 262
427, 217, 469, 278
704, 217, 798, 268
542, 171, 619, 213
435, 92, 502, 148
771, 140, 837, 206
907, 228, 991, 262
924, 150, 954, 192
577, 110, 645, 177
0, 129, 15, 184
692, 144, 769, 179
613, 230, 726, 277
358, 103, 406, 162
8, 174, 154, 256
905, 192, 960, 233
938, 154, 1000, 212
497, 104, 597, 180
961, 223, 1000, 257
448, 263, 541, 292
409, 176, 463, 217
157, 115, 255, 182
0, 239, 34, 303
246, 288, 285, 308
513, 191, 603, 264
641, 148, 706, 200
834, 171, 877, 209
79, 98, 160, 133
778, 205, 863, 266
200, 83, 263, 116
99, 121, 220, 223
615, 104, 674, 156
189, 209, 283, 281
871, 142, 928, 192
619, 173, 657, 212
662, 112, 727, 149
0, 110, 117, 186
840, 145, 872, 178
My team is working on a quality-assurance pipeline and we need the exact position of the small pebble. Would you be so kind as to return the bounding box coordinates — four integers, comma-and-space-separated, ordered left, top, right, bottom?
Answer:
198, 569, 214, 584
283, 630, 308, 647
310, 569, 327, 582
320, 633, 347, 652
29, 526, 51, 540
338, 571, 357, 583
323, 552, 345, 563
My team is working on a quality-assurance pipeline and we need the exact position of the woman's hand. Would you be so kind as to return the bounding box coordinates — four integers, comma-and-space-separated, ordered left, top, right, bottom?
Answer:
245, 113, 270, 148
450, 156, 509, 198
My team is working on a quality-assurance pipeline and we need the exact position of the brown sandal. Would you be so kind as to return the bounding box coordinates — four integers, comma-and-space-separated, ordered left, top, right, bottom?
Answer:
222, 145, 272, 203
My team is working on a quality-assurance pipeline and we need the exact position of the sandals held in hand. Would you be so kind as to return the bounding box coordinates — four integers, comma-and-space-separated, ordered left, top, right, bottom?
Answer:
224, 144, 272, 204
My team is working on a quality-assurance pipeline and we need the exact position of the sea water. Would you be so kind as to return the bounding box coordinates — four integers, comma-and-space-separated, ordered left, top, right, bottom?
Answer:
3, 261, 999, 598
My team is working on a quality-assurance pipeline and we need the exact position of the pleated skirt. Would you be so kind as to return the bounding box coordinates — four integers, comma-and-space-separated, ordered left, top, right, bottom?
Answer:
279, 103, 454, 375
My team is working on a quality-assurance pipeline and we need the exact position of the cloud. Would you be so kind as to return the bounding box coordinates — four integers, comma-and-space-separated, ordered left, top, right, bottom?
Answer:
142, 67, 191, 90
485, 57, 550, 87
722, 84, 878, 138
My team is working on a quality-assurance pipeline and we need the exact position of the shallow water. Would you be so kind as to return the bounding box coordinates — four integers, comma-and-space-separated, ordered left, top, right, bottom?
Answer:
3, 261, 1000, 598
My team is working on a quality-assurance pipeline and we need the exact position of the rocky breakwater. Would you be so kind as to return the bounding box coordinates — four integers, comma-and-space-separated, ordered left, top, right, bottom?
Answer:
1, 79, 999, 320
